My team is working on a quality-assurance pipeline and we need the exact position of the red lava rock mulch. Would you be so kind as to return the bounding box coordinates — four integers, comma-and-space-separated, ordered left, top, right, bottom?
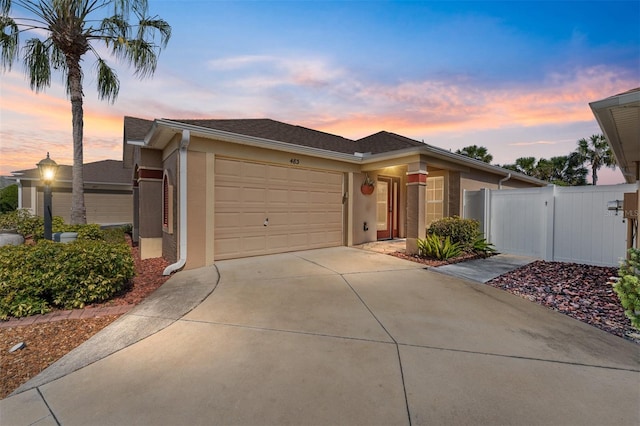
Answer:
486, 260, 639, 344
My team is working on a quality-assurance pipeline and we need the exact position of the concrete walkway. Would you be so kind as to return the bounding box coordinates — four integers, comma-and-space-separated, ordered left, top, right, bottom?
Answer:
1, 247, 638, 426
433, 253, 537, 283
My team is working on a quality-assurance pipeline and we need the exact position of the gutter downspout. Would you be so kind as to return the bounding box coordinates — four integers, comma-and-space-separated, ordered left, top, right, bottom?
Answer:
498, 173, 511, 190
163, 130, 190, 275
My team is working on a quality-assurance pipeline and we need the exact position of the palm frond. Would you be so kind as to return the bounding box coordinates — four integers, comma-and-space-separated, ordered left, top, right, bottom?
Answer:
99, 14, 129, 44
23, 37, 52, 92
95, 57, 119, 102
0, 0, 10, 15
137, 16, 170, 48
0, 16, 19, 71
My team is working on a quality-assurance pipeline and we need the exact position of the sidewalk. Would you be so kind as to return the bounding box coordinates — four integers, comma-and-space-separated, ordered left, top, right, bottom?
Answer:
0, 305, 134, 328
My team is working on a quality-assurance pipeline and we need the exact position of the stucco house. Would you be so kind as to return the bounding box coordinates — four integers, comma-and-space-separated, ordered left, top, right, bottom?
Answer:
8, 160, 133, 225
590, 87, 640, 249
123, 117, 546, 272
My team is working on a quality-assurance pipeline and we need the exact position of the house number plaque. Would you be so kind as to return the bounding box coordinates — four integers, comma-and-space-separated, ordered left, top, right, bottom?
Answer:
290, 158, 300, 165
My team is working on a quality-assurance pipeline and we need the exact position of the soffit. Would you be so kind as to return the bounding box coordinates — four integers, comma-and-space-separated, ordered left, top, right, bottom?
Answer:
590, 89, 640, 183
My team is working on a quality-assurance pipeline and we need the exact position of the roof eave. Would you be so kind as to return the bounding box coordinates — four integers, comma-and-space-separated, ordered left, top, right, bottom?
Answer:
589, 90, 640, 183
362, 145, 546, 186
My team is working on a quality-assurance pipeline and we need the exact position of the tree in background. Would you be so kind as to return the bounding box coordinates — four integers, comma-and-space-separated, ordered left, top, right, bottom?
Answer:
0, 0, 171, 223
455, 145, 493, 163
503, 155, 587, 186
502, 157, 536, 176
574, 134, 616, 185
0, 184, 18, 213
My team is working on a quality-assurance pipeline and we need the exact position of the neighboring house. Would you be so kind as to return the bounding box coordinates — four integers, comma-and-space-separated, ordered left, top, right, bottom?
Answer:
590, 87, 640, 249
123, 117, 546, 270
8, 160, 133, 225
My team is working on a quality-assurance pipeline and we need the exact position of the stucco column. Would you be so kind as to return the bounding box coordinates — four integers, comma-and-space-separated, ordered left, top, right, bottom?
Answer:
406, 160, 428, 254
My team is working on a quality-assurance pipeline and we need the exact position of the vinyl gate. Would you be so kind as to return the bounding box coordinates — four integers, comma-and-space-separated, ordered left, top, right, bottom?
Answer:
463, 184, 638, 266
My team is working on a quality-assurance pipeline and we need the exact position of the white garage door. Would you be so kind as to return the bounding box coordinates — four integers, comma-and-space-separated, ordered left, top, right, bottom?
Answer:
214, 158, 344, 260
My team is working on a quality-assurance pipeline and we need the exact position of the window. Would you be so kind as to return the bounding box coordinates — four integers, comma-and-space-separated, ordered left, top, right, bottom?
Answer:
426, 176, 444, 227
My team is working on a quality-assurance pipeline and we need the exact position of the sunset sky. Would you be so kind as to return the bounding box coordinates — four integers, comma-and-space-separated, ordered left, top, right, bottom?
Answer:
1, 0, 638, 184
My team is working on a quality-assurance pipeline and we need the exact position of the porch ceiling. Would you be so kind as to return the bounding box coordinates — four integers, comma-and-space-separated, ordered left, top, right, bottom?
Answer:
590, 88, 640, 183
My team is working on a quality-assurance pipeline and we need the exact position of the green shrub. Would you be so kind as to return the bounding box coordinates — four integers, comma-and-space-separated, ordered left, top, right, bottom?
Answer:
612, 248, 640, 330
417, 234, 462, 260
471, 236, 497, 256
74, 224, 105, 240
102, 227, 127, 244
0, 210, 111, 241
427, 216, 480, 249
0, 209, 42, 237
0, 239, 135, 319
0, 184, 18, 213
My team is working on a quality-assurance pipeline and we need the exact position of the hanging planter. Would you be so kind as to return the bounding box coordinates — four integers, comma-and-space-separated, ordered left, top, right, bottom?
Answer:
361, 174, 375, 195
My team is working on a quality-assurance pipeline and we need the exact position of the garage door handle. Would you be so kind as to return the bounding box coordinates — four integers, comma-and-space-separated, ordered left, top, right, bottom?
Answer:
264, 218, 269, 226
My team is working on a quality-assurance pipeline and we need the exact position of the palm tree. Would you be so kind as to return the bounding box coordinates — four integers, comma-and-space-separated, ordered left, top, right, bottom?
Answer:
0, 0, 170, 223
502, 156, 536, 176
455, 145, 493, 163
575, 134, 616, 186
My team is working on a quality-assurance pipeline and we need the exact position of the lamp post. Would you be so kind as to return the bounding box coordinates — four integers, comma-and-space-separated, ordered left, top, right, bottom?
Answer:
37, 153, 58, 240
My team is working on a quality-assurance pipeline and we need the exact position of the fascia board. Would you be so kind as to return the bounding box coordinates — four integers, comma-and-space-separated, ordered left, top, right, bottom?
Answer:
590, 90, 640, 110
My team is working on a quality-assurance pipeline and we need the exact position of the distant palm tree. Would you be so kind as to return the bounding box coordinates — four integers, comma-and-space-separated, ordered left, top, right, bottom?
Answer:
455, 145, 493, 163
0, 0, 171, 223
575, 134, 616, 186
503, 157, 536, 176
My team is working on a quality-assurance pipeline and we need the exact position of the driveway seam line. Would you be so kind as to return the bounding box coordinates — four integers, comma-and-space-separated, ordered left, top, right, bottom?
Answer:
36, 387, 61, 426
178, 318, 397, 345
398, 342, 640, 372
340, 275, 413, 426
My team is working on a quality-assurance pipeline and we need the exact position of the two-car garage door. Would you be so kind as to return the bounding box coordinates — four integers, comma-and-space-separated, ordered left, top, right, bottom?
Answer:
214, 158, 344, 260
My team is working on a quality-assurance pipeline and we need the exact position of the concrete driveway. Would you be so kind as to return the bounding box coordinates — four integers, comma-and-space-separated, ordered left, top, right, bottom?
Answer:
2, 247, 639, 425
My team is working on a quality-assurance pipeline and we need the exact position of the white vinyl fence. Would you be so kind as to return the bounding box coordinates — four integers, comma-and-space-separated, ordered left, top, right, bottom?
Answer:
463, 183, 639, 266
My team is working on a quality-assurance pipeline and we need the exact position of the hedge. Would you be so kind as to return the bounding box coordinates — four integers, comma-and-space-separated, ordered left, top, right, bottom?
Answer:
0, 239, 135, 319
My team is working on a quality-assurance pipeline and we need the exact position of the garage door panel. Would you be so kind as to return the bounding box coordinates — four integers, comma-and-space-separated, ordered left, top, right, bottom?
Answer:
214, 158, 343, 260
242, 162, 267, 179
287, 212, 309, 225
267, 188, 289, 204
290, 190, 309, 204
267, 166, 289, 181
289, 168, 310, 182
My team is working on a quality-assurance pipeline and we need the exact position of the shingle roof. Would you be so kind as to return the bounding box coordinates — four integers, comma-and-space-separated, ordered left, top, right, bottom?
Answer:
170, 118, 359, 154
355, 131, 425, 154
11, 160, 130, 184
126, 117, 430, 156
124, 116, 154, 141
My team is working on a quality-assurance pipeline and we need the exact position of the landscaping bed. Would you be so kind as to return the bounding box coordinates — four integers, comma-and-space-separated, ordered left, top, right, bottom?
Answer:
486, 260, 639, 344
0, 241, 169, 399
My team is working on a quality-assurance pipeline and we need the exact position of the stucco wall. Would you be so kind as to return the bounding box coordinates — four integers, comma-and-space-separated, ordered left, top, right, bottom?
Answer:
185, 151, 208, 270
351, 172, 377, 244
162, 150, 178, 264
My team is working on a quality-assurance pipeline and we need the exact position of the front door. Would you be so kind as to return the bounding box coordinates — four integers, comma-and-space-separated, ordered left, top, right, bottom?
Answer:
376, 177, 399, 240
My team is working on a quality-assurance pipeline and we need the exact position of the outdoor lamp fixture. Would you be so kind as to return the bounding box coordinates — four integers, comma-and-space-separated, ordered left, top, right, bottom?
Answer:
37, 152, 58, 240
